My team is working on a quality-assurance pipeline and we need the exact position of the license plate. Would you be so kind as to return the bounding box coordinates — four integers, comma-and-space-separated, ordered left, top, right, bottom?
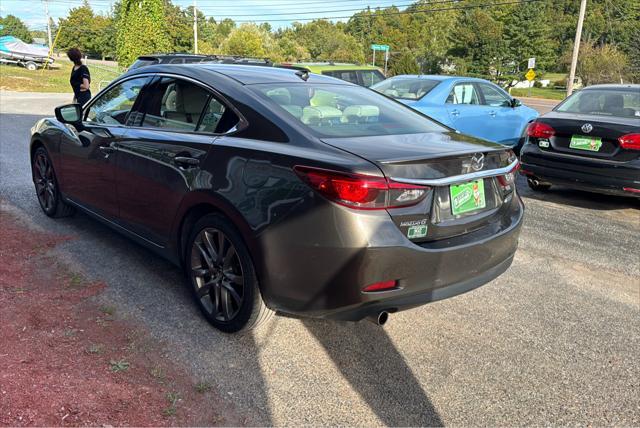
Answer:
450, 179, 486, 216
569, 135, 602, 151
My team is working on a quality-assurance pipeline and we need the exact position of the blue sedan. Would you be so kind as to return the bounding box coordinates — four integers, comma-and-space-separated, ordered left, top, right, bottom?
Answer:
372, 75, 539, 148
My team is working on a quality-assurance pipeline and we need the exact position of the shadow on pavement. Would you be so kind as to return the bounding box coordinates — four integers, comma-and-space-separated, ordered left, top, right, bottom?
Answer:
303, 319, 443, 426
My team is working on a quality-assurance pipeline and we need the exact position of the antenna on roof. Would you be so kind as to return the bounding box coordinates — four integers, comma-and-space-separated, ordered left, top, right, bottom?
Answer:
295, 70, 309, 81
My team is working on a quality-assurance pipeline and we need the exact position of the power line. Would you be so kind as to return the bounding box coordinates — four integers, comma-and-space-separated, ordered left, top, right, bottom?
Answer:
201, 0, 459, 18
203, 0, 543, 22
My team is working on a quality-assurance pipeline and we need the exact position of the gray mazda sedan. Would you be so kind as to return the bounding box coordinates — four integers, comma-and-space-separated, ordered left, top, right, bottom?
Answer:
30, 64, 523, 333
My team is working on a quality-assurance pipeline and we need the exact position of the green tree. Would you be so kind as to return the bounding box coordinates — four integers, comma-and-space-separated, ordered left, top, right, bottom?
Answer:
389, 49, 419, 75
219, 24, 279, 59
57, 2, 116, 59
115, 0, 171, 66
565, 42, 630, 86
292, 20, 364, 63
0, 15, 33, 43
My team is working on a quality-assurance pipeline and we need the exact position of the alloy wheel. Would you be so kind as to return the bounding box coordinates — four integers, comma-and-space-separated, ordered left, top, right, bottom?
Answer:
190, 228, 245, 322
34, 152, 56, 212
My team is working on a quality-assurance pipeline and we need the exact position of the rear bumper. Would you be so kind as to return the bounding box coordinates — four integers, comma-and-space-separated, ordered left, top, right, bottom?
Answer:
259, 195, 524, 321
520, 144, 640, 197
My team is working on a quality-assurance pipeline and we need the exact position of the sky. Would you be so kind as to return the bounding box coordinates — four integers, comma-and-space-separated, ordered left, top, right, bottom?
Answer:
0, 0, 410, 31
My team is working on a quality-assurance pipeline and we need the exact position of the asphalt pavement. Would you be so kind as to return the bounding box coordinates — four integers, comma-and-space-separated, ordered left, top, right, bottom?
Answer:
1, 91, 638, 426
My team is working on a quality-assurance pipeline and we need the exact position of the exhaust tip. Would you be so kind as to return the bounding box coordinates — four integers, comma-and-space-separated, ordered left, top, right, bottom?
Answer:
368, 311, 389, 326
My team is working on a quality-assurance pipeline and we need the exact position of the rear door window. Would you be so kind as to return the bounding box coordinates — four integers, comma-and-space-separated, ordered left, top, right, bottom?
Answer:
322, 70, 359, 85
446, 83, 481, 105
139, 77, 239, 133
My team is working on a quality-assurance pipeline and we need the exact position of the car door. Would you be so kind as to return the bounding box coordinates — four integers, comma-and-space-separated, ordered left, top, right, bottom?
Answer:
444, 82, 488, 139
59, 75, 151, 219
476, 82, 521, 145
114, 75, 242, 245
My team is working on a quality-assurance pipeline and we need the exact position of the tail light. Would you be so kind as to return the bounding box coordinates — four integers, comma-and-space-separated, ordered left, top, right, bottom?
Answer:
527, 121, 555, 139
497, 160, 521, 191
294, 166, 429, 210
619, 133, 640, 150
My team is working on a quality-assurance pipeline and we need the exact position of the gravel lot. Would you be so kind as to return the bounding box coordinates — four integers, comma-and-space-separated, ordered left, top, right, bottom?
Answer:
1, 91, 638, 425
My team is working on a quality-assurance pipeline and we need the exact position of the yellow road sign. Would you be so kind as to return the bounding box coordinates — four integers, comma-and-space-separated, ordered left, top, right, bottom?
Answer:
525, 69, 536, 81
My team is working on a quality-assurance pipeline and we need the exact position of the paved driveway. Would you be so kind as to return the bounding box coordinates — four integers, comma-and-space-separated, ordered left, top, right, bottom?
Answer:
1, 91, 638, 425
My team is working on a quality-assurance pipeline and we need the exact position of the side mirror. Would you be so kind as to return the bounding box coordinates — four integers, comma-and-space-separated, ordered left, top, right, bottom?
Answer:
55, 103, 83, 125
511, 98, 522, 108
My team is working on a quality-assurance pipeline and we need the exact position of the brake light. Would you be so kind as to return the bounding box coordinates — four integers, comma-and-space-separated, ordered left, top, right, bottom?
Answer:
362, 280, 398, 292
527, 121, 555, 139
619, 133, 640, 150
294, 166, 429, 210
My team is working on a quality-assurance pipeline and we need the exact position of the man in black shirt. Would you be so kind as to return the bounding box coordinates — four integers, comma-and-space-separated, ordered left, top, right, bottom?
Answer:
67, 48, 91, 105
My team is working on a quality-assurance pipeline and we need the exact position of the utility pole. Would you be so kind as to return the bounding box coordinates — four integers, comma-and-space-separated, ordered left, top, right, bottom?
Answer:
193, 0, 198, 55
43, 0, 53, 52
567, 0, 587, 97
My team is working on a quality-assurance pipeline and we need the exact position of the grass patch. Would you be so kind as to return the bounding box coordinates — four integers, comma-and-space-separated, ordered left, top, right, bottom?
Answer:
0, 61, 123, 93
195, 381, 212, 393
110, 359, 130, 372
100, 305, 116, 316
511, 87, 567, 100
85, 343, 104, 355
163, 391, 181, 417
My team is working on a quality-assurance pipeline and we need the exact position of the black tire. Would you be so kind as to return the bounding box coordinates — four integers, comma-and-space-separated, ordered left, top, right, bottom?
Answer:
185, 213, 273, 333
32, 147, 75, 218
527, 177, 552, 192
25, 61, 38, 71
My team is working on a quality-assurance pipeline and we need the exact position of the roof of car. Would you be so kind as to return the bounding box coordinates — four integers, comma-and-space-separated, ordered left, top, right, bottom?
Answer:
581, 84, 640, 91
128, 63, 353, 86
385, 74, 489, 82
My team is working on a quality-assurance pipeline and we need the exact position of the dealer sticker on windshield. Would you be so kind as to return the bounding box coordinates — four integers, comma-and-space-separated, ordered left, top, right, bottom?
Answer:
450, 179, 486, 216
569, 135, 602, 152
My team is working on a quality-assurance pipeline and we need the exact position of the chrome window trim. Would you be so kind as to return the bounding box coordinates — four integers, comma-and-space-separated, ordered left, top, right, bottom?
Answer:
390, 159, 519, 186
83, 71, 249, 136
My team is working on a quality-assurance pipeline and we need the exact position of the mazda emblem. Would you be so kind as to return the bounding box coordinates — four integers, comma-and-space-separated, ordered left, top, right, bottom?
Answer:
581, 123, 593, 133
471, 153, 485, 171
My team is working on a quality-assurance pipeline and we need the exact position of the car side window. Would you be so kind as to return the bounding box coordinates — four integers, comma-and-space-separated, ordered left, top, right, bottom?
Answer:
140, 77, 211, 132
446, 83, 480, 105
359, 70, 384, 87
323, 70, 359, 85
85, 77, 150, 125
478, 83, 511, 107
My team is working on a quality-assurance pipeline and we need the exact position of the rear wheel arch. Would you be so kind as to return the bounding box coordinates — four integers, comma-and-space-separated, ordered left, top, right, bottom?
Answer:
175, 199, 261, 273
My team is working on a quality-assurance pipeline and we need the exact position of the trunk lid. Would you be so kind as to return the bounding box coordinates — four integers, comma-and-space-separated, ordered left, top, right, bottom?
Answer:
321, 132, 518, 243
534, 112, 640, 162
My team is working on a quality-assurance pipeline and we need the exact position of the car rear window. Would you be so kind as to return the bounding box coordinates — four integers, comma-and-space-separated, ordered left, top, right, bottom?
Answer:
251, 83, 446, 138
555, 89, 640, 118
372, 78, 440, 100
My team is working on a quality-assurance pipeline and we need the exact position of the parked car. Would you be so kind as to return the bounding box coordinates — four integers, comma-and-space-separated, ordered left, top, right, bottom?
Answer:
30, 64, 523, 333
277, 61, 385, 87
520, 84, 640, 197
372, 75, 539, 149
129, 53, 273, 70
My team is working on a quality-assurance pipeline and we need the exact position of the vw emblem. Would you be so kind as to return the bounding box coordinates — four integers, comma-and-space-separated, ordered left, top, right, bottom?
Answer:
470, 153, 485, 171
581, 123, 593, 133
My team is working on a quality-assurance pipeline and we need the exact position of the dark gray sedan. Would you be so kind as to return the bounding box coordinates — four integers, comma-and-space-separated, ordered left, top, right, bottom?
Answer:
30, 64, 523, 333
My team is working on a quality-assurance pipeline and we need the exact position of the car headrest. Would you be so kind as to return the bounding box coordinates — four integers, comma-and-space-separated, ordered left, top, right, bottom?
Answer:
266, 88, 292, 105
603, 94, 623, 110
176, 84, 210, 114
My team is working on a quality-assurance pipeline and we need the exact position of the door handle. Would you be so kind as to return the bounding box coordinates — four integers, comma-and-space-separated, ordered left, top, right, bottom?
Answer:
98, 146, 116, 154
174, 156, 200, 168
489, 110, 497, 118
451, 109, 460, 117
